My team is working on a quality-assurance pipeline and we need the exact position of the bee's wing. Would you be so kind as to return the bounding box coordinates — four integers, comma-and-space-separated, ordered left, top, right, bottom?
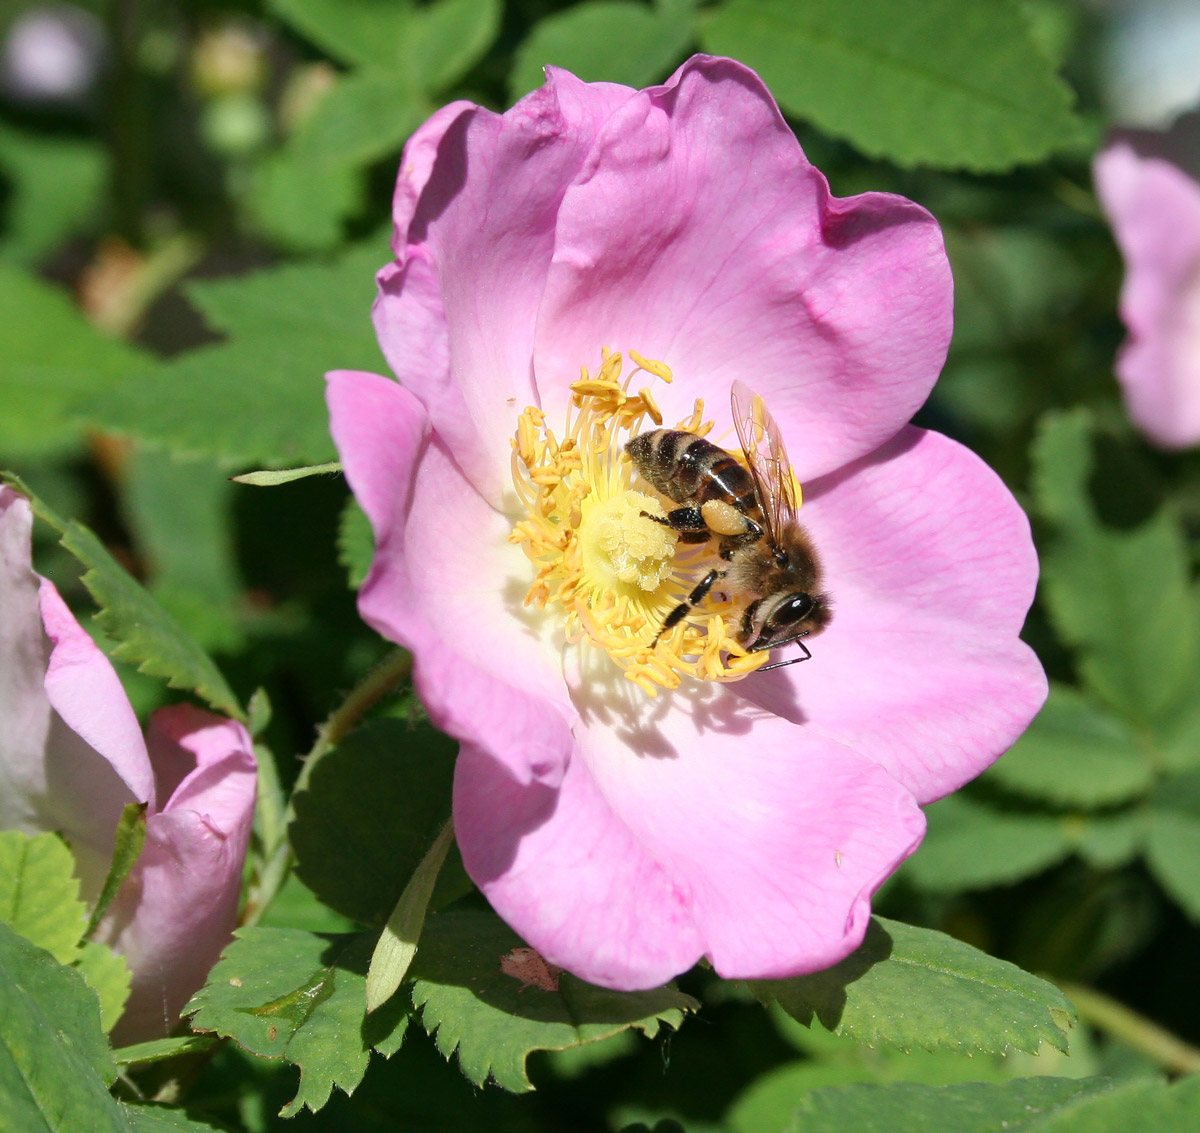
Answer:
730, 380, 800, 547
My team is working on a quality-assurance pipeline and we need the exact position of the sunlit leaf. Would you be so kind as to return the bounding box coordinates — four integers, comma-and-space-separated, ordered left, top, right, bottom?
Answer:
0, 922, 124, 1131
510, 0, 694, 99
0, 830, 87, 965
700, 0, 1087, 171
74, 941, 131, 1034
0, 265, 144, 457
411, 909, 698, 1091
185, 928, 409, 1117
81, 241, 388, 468
751, 918, 1075, 1055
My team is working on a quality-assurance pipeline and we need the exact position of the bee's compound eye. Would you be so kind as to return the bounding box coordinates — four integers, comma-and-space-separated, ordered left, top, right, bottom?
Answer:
776, 593, 815, 626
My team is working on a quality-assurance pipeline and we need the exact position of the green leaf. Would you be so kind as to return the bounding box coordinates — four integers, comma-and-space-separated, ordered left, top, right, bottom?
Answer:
366, 820, 455, 1013
84, 802, 147, 941
1145, 808, 1200, 921
1031, 409, 1199, 726
249, 151, 361, 252
409, 0, 502, 91
256, 0, 509, 251
82, 240, 388, 467
0, 921, 125, 1131
289, 718, 466, 926
985, 684, 1153, 808
112, 1034, 216, 1068
1035, 1073, 1200, 1131
751, 917, 1075, 1055
410, 908, 698, 1091
338, 495, 375, 589
1152, 685, 1200, 773
74, 942, 132, 1034
904, 795, 1073, 891
185, 927, 408, 1117
271, 0, 499, 88
247, 687, 273, 739
0, 125, 105, 262
257, 874, 358, 935
270, 0, 417, 70
700, 0, 1086, 171
728, 1045, 1012, 1133
232, 462, 342, 486
118, 1103, 225, 1131
5, 475, 244, 720
250, 68, 426, 250
1072, 812, 1143, 870
1016, 0, 1080, 68
510, 0, 694, 100
0, 264, 145, 458
786, 1077, 1119, 1132
0, 830, 87, 965
124, 449, 243, 653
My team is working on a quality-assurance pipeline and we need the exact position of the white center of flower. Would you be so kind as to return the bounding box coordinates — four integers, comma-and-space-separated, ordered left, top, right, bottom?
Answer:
578, 491, 674, 592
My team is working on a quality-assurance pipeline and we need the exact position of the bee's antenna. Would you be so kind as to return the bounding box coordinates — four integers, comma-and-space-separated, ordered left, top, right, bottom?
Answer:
756, 638, 812, 672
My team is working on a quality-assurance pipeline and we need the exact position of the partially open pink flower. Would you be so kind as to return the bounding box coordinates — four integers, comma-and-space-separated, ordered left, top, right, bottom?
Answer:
328, 56, 1046, 989
0, 486, 256, 1041
1095, 117, 1200, 448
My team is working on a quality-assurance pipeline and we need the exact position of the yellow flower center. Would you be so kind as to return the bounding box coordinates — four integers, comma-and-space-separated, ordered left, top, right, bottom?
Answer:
508, 349, 768, 694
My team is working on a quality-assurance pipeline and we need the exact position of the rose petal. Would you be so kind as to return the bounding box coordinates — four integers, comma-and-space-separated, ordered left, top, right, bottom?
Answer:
327, 369, 575, 785
39, 580, 155, 808
0, 488, 154, 895
103, 706, 256, 1044
739, 427, 1047, 804
374, 70, 638, 496
0, 487, 56, 832
533, 55, 953, 480
1095, 140, 1200, 448
455, 693, 924, 989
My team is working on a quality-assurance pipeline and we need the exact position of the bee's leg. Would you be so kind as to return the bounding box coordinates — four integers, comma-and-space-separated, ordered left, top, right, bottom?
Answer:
643, 507, 710, 543
654, 569, 723, 643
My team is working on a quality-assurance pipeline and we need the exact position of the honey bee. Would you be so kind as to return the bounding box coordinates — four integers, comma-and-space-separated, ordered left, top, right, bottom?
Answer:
625, 381, 831, 668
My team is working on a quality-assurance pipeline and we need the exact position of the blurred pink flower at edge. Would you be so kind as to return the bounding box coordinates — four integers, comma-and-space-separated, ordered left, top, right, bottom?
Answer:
0, 485, 256, 1044
1095, 114, 1200, 448
327, 55, 1048, 991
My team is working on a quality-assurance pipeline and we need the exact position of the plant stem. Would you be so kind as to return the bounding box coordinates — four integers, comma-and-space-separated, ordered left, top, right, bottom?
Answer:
1059, 981, 1200, 1075
295, 647, 413, 795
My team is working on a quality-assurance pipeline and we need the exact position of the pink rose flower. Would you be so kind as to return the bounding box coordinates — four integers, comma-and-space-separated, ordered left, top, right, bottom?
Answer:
0, 486, 256, 1042
1095, 116, 1200, 448
327, 56, 1046, 989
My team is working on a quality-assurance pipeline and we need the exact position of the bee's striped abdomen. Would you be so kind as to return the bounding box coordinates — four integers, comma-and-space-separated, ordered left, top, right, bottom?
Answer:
625, 430, 760, 518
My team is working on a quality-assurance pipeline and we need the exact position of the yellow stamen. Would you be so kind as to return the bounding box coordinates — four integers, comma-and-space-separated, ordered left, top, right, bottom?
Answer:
507, 350, 768, 693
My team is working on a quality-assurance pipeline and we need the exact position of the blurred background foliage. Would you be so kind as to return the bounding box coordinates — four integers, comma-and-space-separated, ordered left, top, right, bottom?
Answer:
5, 0, 1200, 1129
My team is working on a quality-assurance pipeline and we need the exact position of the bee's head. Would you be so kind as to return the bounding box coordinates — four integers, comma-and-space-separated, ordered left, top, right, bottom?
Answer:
741, 590, 832, 654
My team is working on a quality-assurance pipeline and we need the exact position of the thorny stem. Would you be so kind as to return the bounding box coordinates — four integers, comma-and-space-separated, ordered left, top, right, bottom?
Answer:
240, 648, 413, 928
1059, 981, 1200, 1075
